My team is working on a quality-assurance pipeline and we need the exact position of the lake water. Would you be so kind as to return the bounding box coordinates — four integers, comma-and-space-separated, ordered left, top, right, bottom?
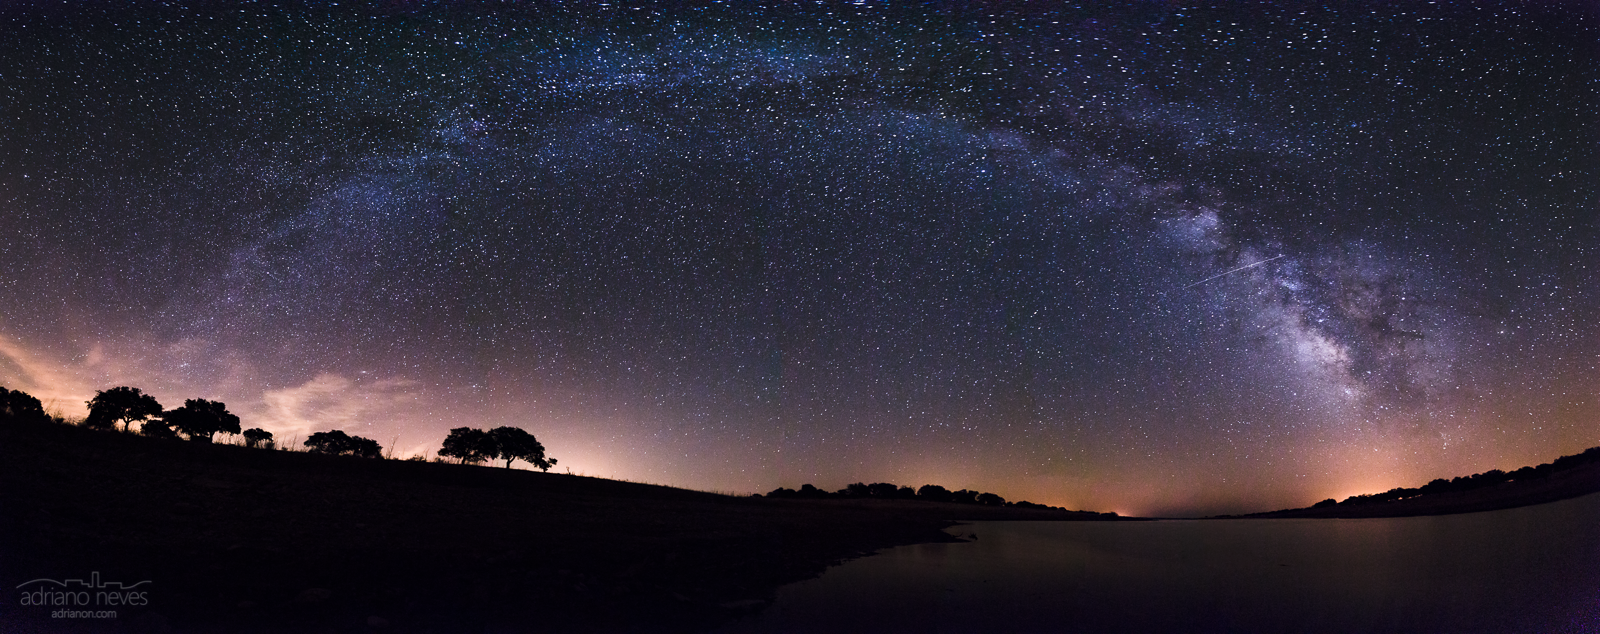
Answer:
719, 493, 1600, 633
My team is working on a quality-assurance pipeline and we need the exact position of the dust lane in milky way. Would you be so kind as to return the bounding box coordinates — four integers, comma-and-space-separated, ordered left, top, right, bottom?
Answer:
0, 2, 1595, 515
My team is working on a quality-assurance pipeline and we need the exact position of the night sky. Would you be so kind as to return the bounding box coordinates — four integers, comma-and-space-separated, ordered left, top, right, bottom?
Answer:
2, 1, 1596, 516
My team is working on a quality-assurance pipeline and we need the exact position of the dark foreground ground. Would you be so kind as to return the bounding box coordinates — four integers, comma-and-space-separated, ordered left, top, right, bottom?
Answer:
1227, 459, 1600, 519
0, 420, 1130, 633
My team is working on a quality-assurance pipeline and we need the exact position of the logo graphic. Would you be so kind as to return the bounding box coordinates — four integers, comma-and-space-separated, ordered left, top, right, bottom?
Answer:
16, 572, 150, 618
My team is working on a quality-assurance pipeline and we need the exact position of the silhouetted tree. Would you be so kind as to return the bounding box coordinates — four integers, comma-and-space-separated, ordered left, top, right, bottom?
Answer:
917, 484, 953, 502
162, 398, 241, 442
1371, 486, 1419, 503
976, 492, 1006, 506
486, 426, 556, 471
140, 418, 179, 439
1419, 478, 1452, 494
1552, 454, 1585, 471
1474, 469, 1508, 486
84, 408, 116, 429
242, 428, 274, 449
304, 429, 383, 458
347, 435, 383, 459
950, 489, 979, 505
438, 427, 493, 464
87, 386, 162, 432
1311, 498, 1338, 509
1305, 445, 1600, 512
1340, 493, 1377, 506
797, 484, 831, 498
0, 386, 48, 423
305, 430, 352, 454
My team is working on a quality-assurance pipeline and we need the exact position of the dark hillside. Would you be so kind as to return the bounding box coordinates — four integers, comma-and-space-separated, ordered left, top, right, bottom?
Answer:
0, 419, 1125, 633
1228, 447, 1600, 519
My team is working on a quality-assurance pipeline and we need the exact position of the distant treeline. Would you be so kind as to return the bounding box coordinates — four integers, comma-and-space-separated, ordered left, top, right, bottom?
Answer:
1, 384, 554, 470
1310, 445, 1600, 509
761, 482, 1114, 515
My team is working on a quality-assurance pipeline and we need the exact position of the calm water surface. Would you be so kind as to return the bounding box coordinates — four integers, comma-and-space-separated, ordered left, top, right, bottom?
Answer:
720, 493, 1600, 633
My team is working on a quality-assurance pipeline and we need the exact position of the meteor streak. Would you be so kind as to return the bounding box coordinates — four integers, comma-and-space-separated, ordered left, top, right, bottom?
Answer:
1182, 254, 1286, 290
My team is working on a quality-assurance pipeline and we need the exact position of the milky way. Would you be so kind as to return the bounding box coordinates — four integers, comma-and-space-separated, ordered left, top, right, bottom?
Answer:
2, 2, 1596, 515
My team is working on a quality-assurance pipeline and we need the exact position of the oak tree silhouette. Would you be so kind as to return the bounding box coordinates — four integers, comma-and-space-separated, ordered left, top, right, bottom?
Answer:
87, 386, 162, 432
242, 428, 275, 449
84, 408, 116, 429
438, 427, 493, 464
304, 430, 349, 455
305, 429, 383, 458
347, 435, 383, 458
487, 426, 556, 471
140, 418, 180, 439
163, 398, 241, 442
438, 426, 557, 470
0, 386, 48, 423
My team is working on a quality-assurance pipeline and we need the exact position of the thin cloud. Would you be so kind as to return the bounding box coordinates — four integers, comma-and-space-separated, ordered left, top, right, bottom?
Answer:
253, 373, 422, 444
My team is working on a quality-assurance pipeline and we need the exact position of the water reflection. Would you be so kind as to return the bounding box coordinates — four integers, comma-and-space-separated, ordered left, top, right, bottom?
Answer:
721, 493, 1600, 633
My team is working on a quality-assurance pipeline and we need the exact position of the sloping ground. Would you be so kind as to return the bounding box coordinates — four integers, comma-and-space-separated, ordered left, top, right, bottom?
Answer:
0, 420, 1127, 633
1231, 460, 1600, 519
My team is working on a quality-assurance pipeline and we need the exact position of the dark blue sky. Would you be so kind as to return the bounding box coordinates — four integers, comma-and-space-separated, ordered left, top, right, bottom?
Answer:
1, 1, 1596, 515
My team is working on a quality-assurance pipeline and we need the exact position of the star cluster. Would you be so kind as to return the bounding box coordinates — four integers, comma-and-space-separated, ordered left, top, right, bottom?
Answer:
1, 2, 1595, 515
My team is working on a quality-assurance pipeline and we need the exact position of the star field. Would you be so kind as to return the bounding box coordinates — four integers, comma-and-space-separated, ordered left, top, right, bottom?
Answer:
1, 1, 1596, 515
